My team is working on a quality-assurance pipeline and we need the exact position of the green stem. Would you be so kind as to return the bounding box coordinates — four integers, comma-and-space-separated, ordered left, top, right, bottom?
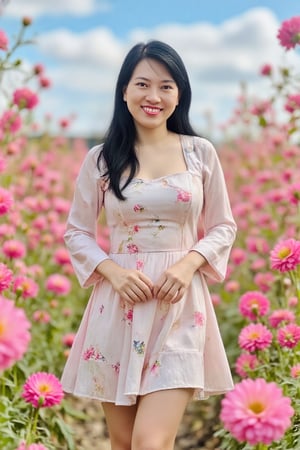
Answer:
255, 443, 268, 450
25, 407, 40, 445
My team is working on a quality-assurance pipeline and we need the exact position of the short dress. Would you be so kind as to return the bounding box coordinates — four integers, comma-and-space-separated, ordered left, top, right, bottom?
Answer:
61, 135, 237, 406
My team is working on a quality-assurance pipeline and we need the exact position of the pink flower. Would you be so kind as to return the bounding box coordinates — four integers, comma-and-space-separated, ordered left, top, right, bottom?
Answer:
260, 64, 272, 76
32, 310, 51, 324
239, 291, 270, 321
45, 274, 71, 295
0, 187, 13, 215
0, 30, 8, 51
133, 204, 144, 212
285, 94, 300, 113
136, 259, 144, 270
13, 276, 39, 299
62, 333, 75, 347
2, 239, 26, 259
288, 182, 300, 205
277, 16, 300, 50
277, 323, 300, 348
270, 238, 300, 272
22, 372, 64, 408
176, 189, 191, 202
230, 247, 247, 265
238, 323, 272, 352
53, 247, 70, 265
235, 353, 259, 378
194, 311, 204, 327
291, 364, 300, 378
17, 443, 49, 450
0, 297, 31, 371
0, 263, 13, 292
13, 87, 39, 110
269, 309, 295, 328
0, 110, 22, 133
220, 378, 294, 445
39, 76, 51, 89
253, 272, 274, 293
127, 243, 138, 254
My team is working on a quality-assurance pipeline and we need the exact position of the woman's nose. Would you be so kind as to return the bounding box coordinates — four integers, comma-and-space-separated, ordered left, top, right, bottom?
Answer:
145, 88, 160, 103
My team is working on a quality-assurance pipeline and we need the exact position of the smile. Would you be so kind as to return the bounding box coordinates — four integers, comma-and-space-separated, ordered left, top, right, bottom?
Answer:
142, 106, 162, 115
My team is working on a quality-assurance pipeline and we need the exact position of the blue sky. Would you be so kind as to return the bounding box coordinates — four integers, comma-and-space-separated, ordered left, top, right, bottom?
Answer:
1, 0, 300, 137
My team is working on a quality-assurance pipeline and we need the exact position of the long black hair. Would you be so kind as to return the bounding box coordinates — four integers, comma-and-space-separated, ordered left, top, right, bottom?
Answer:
98, 40, 198, 200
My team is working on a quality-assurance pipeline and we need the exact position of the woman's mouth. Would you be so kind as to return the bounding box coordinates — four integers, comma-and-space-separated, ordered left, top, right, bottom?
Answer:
142, 106, 162, 116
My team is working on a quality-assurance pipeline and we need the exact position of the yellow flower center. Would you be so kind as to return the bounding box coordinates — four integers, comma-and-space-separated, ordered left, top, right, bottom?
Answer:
38, 383, 51, 394
249, 332, 259, 339
278, 247, 291, 259
0, 320, 7, 338
249, 401, 265, 414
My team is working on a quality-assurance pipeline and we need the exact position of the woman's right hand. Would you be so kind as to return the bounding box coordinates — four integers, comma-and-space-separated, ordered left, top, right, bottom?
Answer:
96, 259, 154, 305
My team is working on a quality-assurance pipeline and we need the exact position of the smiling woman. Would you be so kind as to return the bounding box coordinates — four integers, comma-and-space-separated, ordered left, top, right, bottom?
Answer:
61, 40, 237, 450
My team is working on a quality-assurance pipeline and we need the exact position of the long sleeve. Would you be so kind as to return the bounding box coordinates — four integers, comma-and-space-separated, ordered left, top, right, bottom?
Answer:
190, 137, 237, 282
64, 145, 110, 288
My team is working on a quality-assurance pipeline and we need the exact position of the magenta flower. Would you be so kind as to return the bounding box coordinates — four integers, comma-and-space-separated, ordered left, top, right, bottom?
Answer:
270, 238, 300, 272
277, 323, 300, 349
53, 247, 70, 265
260, 64, 272, 76
239, 291, 270, 321
238, 323, 272, 352
2, 239, 26, 259
0, 30, 8, 51
0, 297, 31, 371
235, 353, 259, 378
22, 372, 64, 408
17, 443, 49, 450
0, 263, 13, 292
277, 16, 300, 50
221, 378, 294, 445
0, 187, 13, 216
13, 276, 39, 299
45, 274, 71, 295
13, 87, 39, 110
269, 309, 295, 328
0, 110, 22, 134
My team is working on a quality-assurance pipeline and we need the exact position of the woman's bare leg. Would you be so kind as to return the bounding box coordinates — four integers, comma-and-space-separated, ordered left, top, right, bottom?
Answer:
132, 389, 193, 450
102, 402, 138, 450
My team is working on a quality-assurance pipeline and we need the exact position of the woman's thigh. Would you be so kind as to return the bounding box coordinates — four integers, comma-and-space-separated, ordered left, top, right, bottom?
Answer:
132, 388, 193, 450
102, 402, 138, 450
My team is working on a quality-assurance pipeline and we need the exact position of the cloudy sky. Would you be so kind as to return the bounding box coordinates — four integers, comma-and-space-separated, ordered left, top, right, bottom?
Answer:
1, 0, 300, 138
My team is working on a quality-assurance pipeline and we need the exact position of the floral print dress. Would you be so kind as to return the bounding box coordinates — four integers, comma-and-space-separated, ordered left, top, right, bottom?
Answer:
61, 135, 237, 405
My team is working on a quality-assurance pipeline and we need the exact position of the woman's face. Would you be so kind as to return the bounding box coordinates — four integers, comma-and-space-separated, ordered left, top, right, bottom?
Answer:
123, 58, 179, 132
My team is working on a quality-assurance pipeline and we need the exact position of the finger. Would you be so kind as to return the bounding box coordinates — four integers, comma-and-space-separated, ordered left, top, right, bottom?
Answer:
138, 272, 154, 291
171, 287, 185, 304
129, 284, 151, 302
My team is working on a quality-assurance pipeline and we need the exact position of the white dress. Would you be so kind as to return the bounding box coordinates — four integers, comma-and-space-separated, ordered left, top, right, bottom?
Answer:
61, 135, 237, 405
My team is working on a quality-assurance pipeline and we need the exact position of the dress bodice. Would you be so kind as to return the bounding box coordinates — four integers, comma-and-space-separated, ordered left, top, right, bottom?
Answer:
104, 172, 203, 254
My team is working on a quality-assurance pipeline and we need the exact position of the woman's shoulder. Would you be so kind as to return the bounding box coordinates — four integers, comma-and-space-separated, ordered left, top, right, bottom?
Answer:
80, 143, 106, 177
181, 134, 218, 166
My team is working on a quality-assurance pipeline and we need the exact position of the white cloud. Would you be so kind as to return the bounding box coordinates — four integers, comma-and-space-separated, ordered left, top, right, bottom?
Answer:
3, 7, 299, 137
2, 0, 111, 17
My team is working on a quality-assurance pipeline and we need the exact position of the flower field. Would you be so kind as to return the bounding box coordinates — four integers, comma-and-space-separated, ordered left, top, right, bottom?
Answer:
1, 16, 300, 450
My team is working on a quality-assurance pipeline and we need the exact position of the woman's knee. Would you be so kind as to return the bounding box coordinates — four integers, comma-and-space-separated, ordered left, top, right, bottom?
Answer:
132, 431, 174, 450
110, 435, 132, 450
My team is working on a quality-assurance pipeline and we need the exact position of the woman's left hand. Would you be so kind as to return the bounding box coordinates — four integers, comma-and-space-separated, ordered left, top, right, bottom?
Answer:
153, 251, 206, 304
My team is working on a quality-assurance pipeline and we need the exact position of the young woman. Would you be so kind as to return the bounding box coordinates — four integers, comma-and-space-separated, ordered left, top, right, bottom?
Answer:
61, 40, 237, 450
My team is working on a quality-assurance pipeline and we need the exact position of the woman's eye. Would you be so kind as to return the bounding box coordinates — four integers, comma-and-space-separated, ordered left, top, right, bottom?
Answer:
136, 82, 147, 87
162, 85, 173, 90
